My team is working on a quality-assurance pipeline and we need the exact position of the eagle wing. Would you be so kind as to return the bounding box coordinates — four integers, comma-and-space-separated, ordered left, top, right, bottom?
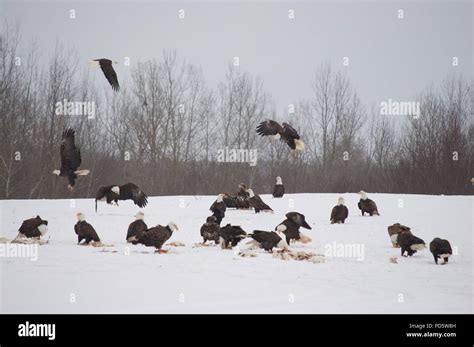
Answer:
250, 195, 273, 212
119, 183, 148, 207
256, 120, 284, 137
136, 227, 170, 248
99, 60, 120, 91
342, 206, 349, 219
282, 122, 300, 139
330, 206, 338, 221
60, 128, 81, 172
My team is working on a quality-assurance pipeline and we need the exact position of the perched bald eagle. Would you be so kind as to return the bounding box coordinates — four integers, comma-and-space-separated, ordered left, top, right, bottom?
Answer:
273, 176, 285, 198
387, 223, 412, 247
276, 212, 312, 244
330, 197, 349, 224
219, 224, 247, 249
126, 212, 148, 242
16, 216, 48, 239
52, 128, 89, 190
357, 191, 379, 216
247, 188, 273, 213
200, 216, 220, 245
95, 183, 148, 212
74, 212, 100, 245
429, 238, 452, 265
247, 230, 288, 252
256, 120, 305, 151
90, 58, 120, 91
210, 194, 226, 224
130, 222, 179, 253
397, 232, 425, 257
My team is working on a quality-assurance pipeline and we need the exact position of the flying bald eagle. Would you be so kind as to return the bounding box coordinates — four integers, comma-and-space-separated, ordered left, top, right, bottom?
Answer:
210, 194, 226, 224
256, 120, 305, 151
52, 128, 89, 190
95, 183, 148, 212
126, 212, 148, 242
397, 232, 426, 257
247, 188, 273, 213
330, 197, 349, 224
357, 191, 379, 216
247, 230, 288, 252
276, 212, 312, 245
74, 212, 101, 245
90, 58, 120, 91
200, 216, 220, 245
16, 216, 48, 239
130, 222, 179, 253
429, 238, 452, 264
219, 224, 247, 249
272, 176, 285, 198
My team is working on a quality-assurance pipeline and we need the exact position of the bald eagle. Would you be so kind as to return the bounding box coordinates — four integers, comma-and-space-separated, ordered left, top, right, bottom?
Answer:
74, 212, 100, 245
272, 176, 285, 198
397, 232, 426, 257
130, 222, 179, 253
95, 183, 148, 212
256, 120, 304, 151
276, 212, 312, 244
126, 212, 148, 242
200, 216, 220, 245
209, 194, 226, 224
220, 184, 251, 209
219, 224, 247, 249
247, 230, 288, 252
90, 58, 120, 91
357, 191, 379, 216
429, 238, 452, 264
52, 128, 89, 190
330, 197, 349, 224
387, 223, 412, 247
16, 216, 48, 239
247, 188, 273, 213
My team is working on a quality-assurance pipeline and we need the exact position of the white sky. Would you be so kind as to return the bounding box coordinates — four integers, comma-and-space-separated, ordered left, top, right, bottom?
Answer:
1, 0, 472, 113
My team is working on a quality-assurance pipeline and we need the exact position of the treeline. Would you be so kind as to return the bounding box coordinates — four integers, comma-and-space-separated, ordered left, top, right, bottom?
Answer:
0, 26, 472, 199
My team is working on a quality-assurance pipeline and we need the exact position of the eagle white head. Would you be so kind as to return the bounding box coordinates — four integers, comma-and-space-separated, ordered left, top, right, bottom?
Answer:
358, 191, 368, 200
76, 212, 86, 221
111, 186, 120, 194
276, 176, 283, 185
52, 170, 61, 176
38, 223, 48, 236
168, 222, 179, 232
246, 188, 255, 198
216, 193, 225, 203
135, 211, 144, 220
337, 197, 345, 206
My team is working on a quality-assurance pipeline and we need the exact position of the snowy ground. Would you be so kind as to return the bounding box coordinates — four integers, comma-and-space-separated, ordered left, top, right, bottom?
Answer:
0, 193, 472, 313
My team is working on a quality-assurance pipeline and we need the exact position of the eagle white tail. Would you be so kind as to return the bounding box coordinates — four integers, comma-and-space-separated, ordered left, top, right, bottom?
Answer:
294, 139, 305, 151
298, 233, 312, 244
88, 60, 100, 67
74, 170, 90, 176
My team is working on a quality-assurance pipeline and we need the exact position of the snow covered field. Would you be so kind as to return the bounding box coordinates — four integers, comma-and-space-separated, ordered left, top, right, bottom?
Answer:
0, 193, 472, 313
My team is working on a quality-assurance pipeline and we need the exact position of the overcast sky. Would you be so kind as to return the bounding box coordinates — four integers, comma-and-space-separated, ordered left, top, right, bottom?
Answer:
1, 0, 472, 113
